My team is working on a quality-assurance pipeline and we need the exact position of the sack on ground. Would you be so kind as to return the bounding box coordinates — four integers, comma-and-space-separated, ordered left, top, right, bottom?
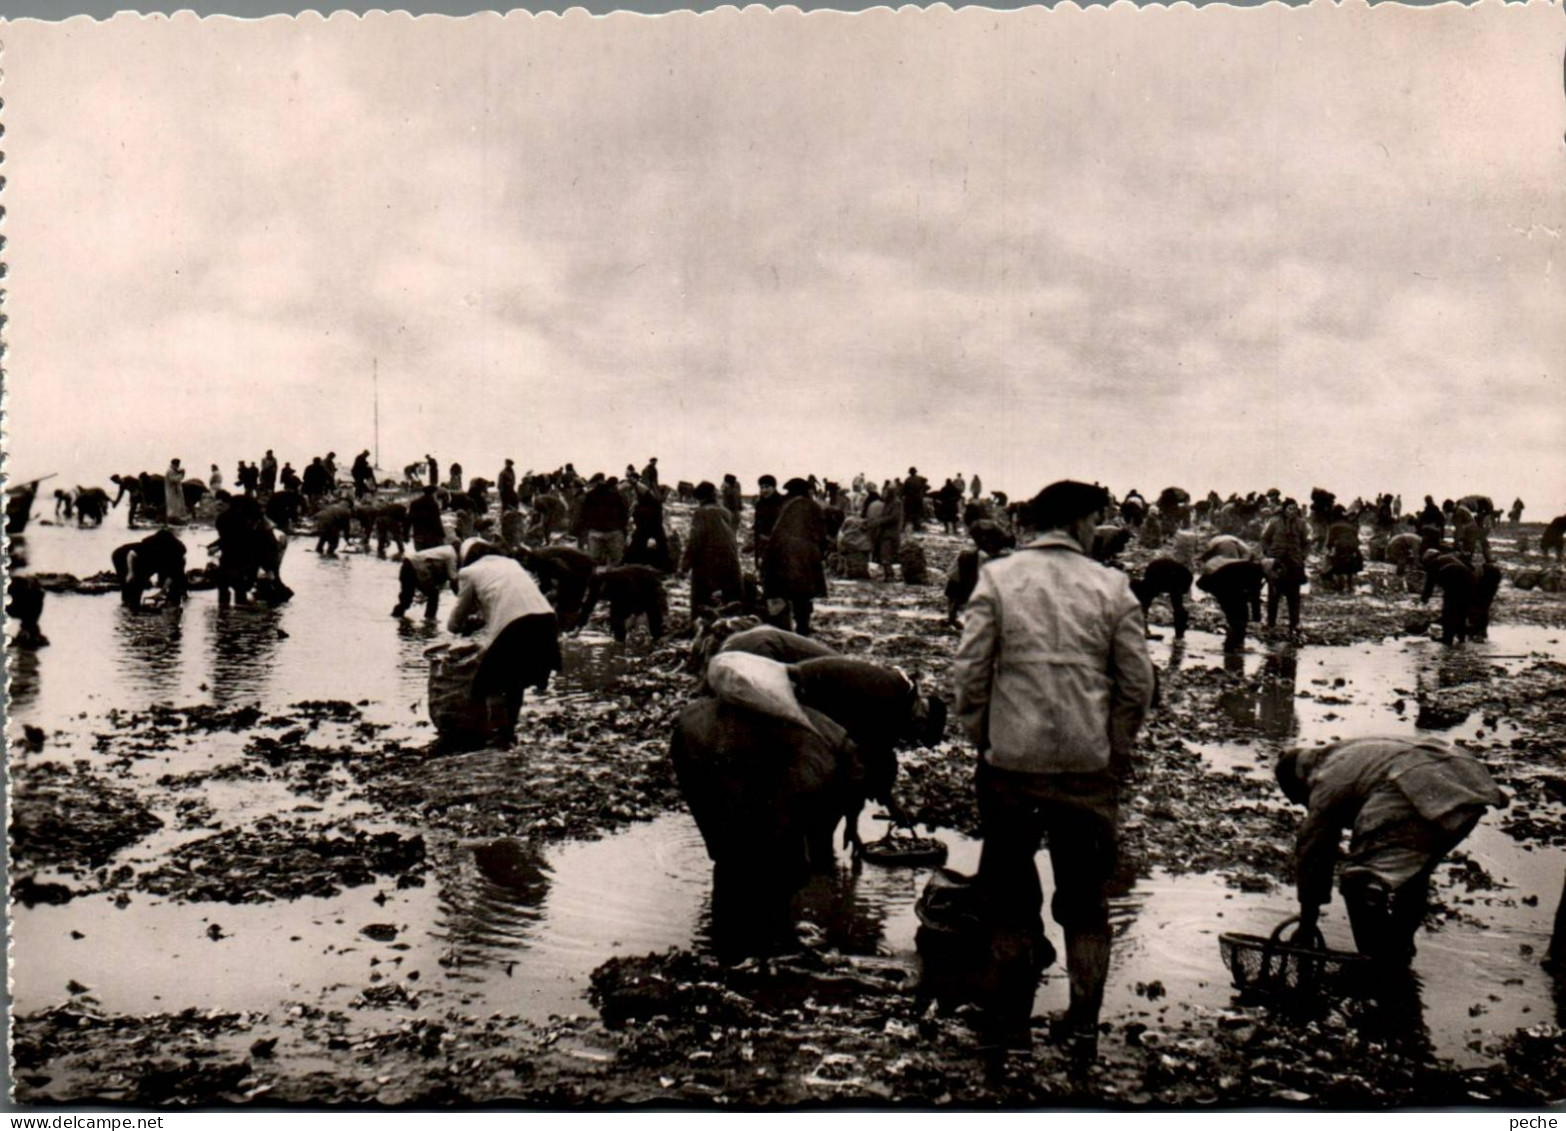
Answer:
426, 640, 498, 739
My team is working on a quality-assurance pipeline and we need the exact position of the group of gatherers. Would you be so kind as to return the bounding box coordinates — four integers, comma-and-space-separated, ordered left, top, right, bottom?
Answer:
47, 461, 1520, 1071
677, 480, 1508, 1067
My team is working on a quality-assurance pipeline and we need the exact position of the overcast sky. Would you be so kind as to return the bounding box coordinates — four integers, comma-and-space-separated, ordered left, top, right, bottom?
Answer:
4, 5, 1562, 507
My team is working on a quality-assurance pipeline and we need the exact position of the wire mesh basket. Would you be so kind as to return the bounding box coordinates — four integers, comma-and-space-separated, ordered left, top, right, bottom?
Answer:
861, 826, 949, 868
1219, 916, 1373, 998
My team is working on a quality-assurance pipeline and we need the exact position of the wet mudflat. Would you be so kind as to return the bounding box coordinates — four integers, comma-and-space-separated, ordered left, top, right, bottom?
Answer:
8, 515, 1566, 1107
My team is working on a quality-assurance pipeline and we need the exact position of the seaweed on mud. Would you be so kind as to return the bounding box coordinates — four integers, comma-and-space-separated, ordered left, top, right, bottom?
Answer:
9, 760, 165, 871
137, 819, 427, 903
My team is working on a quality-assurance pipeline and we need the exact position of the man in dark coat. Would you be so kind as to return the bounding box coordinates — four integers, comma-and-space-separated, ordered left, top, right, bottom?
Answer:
721, 474, 744, 529
789, 656, 946, 851
528, 492, 568, 544
935, 479, 963, 535
626, 479, 671, 571
498, 459, 519, 512
579, 476, 630, 566
1196, 558, 1266, 653
902, 467, 929, 532
112, 529, 188, 609
7, 575, 48, 647
580, 563, 667, 643
213, 492, 289, 606
352, 450, 375, 498
1466, 561, 1503, 642
761, 479, 829, 636
1542, 514, 1566, 562
751, 475, 785, 569
518, 544, 597, 631
945, 520, 1014, 627
266, 489, 304, 534
302, 458, 329, 507
670, 695, 860, 954
313, 501, 355, 555
1260, 499, 1309, 638
408, 485, 446, 551
360, 499, 409, 558
1421, 550, 1479, 645
109, 474, 145, 527
681, 482, 744, 618
1321, 508, 1364, 592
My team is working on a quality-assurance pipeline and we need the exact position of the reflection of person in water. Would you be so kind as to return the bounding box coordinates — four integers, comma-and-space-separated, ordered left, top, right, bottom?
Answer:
434, 838, 554, 972
113, 603, 185, 700
1257, 650, 1299, 740
1219, 649, 1300, 738
794, 866, 888, 958
8, 645, 42, 710
206, 603, 281, 705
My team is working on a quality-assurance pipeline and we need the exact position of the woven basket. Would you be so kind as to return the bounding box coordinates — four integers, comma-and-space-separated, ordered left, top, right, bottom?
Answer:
1218, 916, 1372, 998
861, 827, 948, 868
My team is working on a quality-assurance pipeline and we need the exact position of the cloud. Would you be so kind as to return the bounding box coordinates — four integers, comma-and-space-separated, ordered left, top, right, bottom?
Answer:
3, 5, 1561, 506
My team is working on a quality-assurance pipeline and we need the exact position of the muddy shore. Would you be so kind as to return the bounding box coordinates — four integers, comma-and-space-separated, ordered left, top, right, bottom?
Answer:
9, 512, 1566, 1108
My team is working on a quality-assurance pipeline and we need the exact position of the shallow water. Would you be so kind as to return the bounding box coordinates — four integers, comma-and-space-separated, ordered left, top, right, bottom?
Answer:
8, 521, 1564, 1067
17, 808, 1555, 1066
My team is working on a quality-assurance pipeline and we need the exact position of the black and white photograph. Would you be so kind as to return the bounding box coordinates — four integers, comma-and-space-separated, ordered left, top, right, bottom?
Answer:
4, 2, 1565, 1110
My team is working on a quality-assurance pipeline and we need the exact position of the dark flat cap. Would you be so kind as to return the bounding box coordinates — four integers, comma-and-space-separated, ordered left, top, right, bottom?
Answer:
1028, 480, 1110, 529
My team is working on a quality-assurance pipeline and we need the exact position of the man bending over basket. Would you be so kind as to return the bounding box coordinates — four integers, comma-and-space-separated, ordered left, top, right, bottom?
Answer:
1276, 737, 1506, 969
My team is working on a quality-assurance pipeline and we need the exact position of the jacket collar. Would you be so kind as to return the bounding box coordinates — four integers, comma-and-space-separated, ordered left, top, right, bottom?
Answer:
1022, 531, 1089, 555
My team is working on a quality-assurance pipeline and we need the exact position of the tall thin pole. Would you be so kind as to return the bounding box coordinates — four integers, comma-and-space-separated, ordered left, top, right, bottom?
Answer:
373, 357, 380, 471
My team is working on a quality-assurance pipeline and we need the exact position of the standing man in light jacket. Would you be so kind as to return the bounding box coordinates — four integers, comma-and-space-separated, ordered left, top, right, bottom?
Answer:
952, 479, 1156, 1063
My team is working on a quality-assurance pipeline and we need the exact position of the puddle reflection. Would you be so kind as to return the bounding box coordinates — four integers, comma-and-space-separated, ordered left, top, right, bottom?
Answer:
432, 838, 553, 979
206, 603, 283, 705
1217, 648, 1300, 741
110, 604, 189, 704
8, 644, 42, 711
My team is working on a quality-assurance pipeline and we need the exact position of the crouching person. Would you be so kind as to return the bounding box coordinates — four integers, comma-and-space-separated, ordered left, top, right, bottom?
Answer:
1421, 550, 1478, 646
1276, 738, 1506, 970
1197, 558, 1266, 653
787, 656, 947, 853
393, 541, 460, 621
579, 564, 667, 643
1129, 557, 1193, 639
442, 539, 562, 746
112, 529, 188, 609
670, 657, 865, 957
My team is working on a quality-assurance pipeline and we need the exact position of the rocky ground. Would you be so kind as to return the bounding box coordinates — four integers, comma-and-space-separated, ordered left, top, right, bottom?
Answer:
9, 513, 1566, 1108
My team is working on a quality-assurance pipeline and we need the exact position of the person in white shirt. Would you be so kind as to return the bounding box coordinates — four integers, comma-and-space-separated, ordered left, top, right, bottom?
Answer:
447, 540, 562, 742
